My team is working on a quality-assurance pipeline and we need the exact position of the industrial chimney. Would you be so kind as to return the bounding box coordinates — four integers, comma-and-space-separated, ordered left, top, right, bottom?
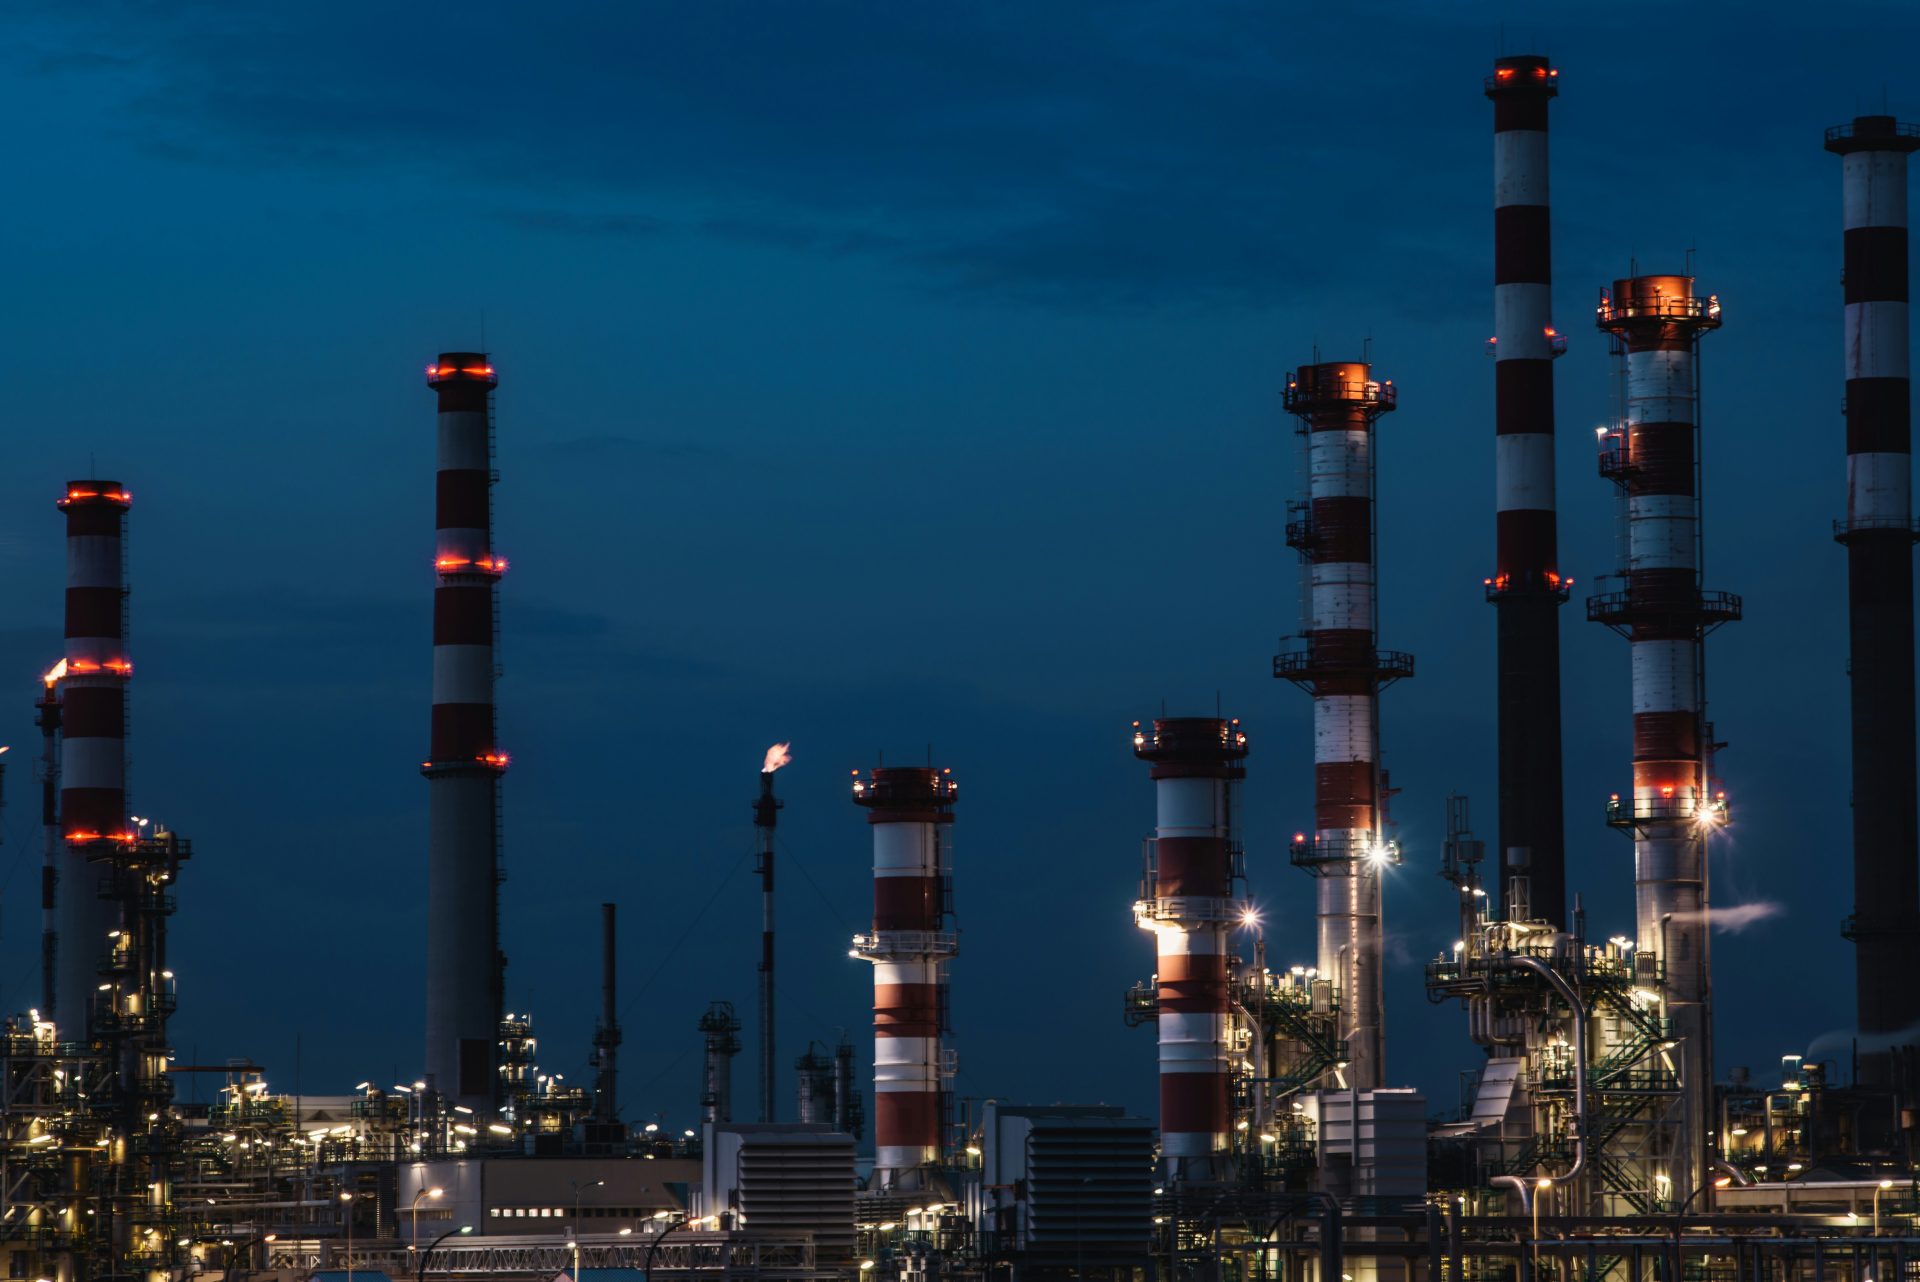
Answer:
1132, 717, 1248, 1182
1276, 361, 1409, 1092
54, 480, 133, 1034
422, 352, 507, 1112
851, 764, 957, 1189
1826, 115, 1920, 1096
1485, 54, 1571, 928
1592, 273, 1737, 1205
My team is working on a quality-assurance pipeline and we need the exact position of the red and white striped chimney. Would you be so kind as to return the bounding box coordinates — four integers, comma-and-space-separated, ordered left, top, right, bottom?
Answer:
1827, 115, 1920, 1092
1593, 274, 1736, 1206
1277, 362, 1407, 1093
423, 352, 508, 1112
54, 480, 133, 1034
1485, 54, 1570, 928
851, 765, 957, 1188
1132, 717, 1247, 1181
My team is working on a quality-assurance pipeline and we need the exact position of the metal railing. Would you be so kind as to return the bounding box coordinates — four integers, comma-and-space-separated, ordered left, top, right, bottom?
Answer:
1826, 120, 1920, 144
1596, 293, 1723, 327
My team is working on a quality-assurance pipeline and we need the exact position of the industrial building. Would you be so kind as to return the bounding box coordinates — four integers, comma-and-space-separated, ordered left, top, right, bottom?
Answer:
1, 49, 1919, 1282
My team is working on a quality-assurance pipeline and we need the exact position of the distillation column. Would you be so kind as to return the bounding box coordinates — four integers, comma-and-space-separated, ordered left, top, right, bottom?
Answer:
851, 766, 957, 1188
37, 672, 61, 1018
1132, 718, 1247, 1182
1827, 115, 1920, 1094
53, 480, 133, 1034
423, 353, 508, 1112
1592, 275, 1737, 1205
1276, 363, 1409, 1093
1486, 55, 1570, 927
699, 1001, 743, 1125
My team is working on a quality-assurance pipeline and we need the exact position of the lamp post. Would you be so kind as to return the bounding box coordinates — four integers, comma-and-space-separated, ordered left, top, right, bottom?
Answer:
409, 1187, 444, 1255
1876, 1178, 1896, 1236
1530, 1178, 1551, 1282
416, 1224, 472, 1282
642, 1212, 692, 1282
570, 1180, 605, 1282
339, 1192, 355, 1282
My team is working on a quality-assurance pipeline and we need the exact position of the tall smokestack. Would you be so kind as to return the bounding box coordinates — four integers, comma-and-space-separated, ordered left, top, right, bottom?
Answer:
37, 672, 60, 1017
1277, 362, 1408, 1092
423, 352, 507, 1112
699, 1001, 742, 1125
1827, 115, 1920, 1093
1486, 55, 1571, 927
755, 743, 789, 1122
54, 480, 132, 1033
1132, 717, 1247, 1182
1593, 273, 1737, 1204
851, 764, 956, 1189
592, 902, 621, 1123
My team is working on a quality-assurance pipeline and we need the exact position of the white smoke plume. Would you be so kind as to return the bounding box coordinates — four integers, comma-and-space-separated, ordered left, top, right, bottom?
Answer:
1666, 901, 1783, 933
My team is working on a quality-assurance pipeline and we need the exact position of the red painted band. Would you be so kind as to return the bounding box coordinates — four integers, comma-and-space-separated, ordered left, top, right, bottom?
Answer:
61, 687, 125, 738
1310, 496, 1372, 564
1633, 709, 1701, 760
1626, 423, 1697, 497
1159, 1074, 1229, 1133
63, 508, 125, 538
873, 877, 942, 932
61, 788, 124, 835
436, 383, 490, 413
1496, 508, 1559, 575
1155, 837, 1232, 898
434, 586, 495, 646
430, 703, 495, 761
65, 588, 124, 639
436, 470, 492, 531
874, 982, 941, 1036
874, 1091, 941, 1147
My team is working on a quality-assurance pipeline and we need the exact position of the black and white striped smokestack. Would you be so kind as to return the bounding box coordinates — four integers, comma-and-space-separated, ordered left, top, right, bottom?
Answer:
1828, 115, 1920, 1092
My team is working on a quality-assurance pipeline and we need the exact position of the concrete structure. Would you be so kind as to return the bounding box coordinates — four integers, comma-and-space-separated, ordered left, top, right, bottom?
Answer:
1593, 273, 1737, 1205
701, 1124, 856, 1263
977, 1103, 1153, 1274
53, 479, 133, 1034
1131, 717, 1247, 1181
1277, 362, 1409, 1092
1827, 115, 1920, 1096
851, 766, 957, 1188
1485, 54, 1571, 928
423, 352, 508, 1113
400, 1157, 698, 1241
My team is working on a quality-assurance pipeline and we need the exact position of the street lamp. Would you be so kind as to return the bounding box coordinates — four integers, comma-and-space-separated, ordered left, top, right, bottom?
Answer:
339, 1192, 355, 1282
416, 1224, 473, 1282
570, 1180, 605, 1281
1876, 1178, 1896, 1236
409, 1187, 444, 1253
643, 1213, 693, 1282
1532, 1178, 1551, 1282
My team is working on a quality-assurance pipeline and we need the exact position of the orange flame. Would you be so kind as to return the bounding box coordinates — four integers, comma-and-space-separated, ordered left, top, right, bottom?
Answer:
762, 742, 792, 774
43, 659, 66, 687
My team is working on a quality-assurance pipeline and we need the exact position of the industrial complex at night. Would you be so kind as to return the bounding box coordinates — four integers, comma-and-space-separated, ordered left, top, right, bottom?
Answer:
6, 27, 1920, 1282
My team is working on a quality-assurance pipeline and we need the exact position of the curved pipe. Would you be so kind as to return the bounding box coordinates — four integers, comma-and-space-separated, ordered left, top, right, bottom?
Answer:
1491, 954, 1589, 1212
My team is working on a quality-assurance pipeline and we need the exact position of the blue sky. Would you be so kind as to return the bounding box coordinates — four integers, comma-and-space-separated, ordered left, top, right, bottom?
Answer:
0, 0, 1911, 1126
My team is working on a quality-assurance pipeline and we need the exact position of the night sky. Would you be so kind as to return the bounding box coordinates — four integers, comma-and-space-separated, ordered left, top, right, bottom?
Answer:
2, 2, 1913, 1132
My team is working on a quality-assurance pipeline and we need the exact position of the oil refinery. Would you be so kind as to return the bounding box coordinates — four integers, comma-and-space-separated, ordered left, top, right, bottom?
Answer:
3, 49, 1920, 1282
